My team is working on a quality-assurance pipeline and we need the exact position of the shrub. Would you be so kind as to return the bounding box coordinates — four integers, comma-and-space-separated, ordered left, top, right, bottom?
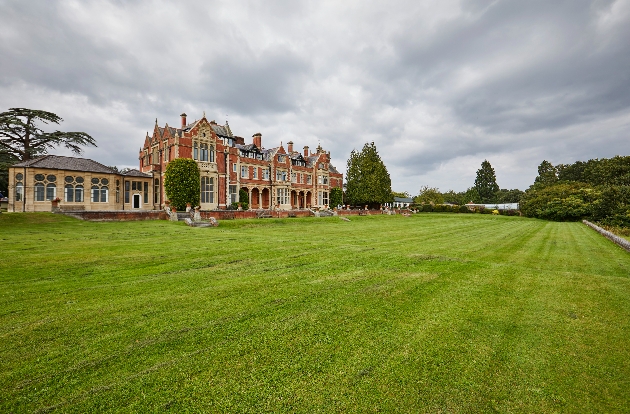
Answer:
459, 205, 470, 213
239, 189, 249, 205
164, 158, 200, 211
329, 187, 343, 208
422, 204, 433, 212
520, 182, 599, 221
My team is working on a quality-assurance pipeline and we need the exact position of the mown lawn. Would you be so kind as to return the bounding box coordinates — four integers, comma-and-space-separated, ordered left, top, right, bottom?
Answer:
1, 213, 629, 413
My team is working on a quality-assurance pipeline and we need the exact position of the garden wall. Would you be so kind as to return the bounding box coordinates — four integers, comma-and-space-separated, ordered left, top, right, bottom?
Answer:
583, 220, 630, 252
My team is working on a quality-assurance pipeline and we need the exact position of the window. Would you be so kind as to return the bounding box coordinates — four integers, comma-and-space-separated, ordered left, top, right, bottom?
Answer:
65, 184, 74, 202
323, 176, 328, 185
276, 188, 289, 205
263, 168, 269, 180
233, 164, 237, 172
144, 182, 148, 204
278, 155, 285, 163
90, 178, 109, 202
209, 145, 215, 162
229, 185, 238, 203
15, 182, 23, 201
154, 178, 159, 204
164, 145, 169, 162
35, 183, 45, 201
276, 171, 287, 181
318, 191, 329, 206
241, 166, 248, 178
75, 185, 83, 202
200, 144, 208, 161
307, 175, 312, 184
291, 172, 296, 183
125, 181, 130, 203
194, 142, 199, 160
318, 175, 322, 184
253, 168, 258, 179
201, 177, 214, 203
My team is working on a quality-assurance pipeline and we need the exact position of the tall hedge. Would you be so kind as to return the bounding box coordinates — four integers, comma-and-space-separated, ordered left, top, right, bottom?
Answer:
164, 158, 200, 210
329, 187, 343, 208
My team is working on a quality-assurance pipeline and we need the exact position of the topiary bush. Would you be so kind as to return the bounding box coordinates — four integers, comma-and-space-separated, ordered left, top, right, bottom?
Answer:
329, 187, 343, 208
164, 158, 200, 211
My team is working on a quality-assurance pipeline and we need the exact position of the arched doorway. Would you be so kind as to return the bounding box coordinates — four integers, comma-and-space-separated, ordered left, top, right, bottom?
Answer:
291, 190, 298, 209
305, 191, 312, 208
251, 188, 260, 209
261, 188, 270, 209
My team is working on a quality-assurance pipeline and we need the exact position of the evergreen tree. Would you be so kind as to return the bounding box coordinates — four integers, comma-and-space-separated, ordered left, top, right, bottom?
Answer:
0, 108, 96, 161
164, 158, 200, 210
345, 142, 392, 207
474, 160, 499, 203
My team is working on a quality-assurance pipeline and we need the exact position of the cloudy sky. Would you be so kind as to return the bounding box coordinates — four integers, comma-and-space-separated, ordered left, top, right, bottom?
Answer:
1, 0, 629, 193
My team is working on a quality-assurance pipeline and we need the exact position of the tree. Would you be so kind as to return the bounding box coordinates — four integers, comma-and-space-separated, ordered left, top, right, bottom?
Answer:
0, 108, 96, 161
391, 191, 410, 198
164, 158, 200, 210
474, 160, 499, 203
414, 186, 444, 205
345, 142, 392, 207
329, 187, 343, 208
534, 160, 558, 187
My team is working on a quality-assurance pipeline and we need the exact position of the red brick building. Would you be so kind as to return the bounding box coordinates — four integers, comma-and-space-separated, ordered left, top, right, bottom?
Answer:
139, 113, 343, 210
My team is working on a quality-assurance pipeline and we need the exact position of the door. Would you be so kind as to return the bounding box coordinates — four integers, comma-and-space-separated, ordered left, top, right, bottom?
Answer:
133, 193, 141, 209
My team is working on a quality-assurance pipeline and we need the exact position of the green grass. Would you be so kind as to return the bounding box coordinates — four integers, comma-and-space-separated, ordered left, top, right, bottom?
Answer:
1, 213, 629, 413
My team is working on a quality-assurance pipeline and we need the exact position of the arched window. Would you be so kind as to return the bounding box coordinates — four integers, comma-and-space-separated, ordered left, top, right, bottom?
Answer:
75, 185, 83, 202
209, 145, 215, 162
15, 183, 23, 201
194, 142, 199, 160
34, 183, 45, 201
65, 184, 74, 202
100, 186, 108, 203
91, 185, 100, 202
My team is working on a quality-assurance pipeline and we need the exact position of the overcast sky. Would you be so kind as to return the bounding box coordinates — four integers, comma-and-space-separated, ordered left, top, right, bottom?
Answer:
1, 0, 629, 193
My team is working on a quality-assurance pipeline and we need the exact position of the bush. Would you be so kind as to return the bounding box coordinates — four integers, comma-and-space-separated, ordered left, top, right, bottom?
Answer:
459, 205, 470, 213
164, 158, 200, 211
422, 204, 433, 212
329, 187, 343, 208
520, 182, 599, 221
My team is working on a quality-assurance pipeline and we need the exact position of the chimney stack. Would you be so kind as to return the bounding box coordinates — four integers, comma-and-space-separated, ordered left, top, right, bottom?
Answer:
252, 133, 262, 148
287, 141, 294, 153
180, 113, 187, 128
303, 146, 309, 157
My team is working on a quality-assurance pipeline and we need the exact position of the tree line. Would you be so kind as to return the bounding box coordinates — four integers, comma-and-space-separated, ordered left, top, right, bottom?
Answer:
520, 156, 630, 226
411, 160, 523, 206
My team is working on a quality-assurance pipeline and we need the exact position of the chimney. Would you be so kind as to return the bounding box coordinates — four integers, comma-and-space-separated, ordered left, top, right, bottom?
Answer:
287, 141, 294, 153
252, 133, 262, 148
180, 113, 187, 128
303, 146, 309, 157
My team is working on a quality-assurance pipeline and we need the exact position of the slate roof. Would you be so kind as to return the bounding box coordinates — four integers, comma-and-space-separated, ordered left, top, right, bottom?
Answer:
394, 197, 414, 203
123, 169, 152, 178
329, 164, 340, 174
13, 155, 116, 174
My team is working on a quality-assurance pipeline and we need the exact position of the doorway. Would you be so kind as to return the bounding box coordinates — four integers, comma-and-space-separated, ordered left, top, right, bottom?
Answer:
133, 193, 141, 209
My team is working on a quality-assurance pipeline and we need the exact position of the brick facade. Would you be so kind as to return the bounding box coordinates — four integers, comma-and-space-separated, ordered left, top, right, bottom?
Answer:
139, 114, 343, 210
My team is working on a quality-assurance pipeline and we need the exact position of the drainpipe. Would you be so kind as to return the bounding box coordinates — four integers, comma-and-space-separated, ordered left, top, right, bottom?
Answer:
22, 166, 26, 212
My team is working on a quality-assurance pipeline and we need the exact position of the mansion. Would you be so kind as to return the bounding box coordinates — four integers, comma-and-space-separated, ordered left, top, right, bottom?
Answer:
139, 113, 343, 210
7, 113, 343, 212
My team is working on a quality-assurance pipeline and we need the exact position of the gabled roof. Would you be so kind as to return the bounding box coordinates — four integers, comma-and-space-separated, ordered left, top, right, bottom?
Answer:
329, 164, 340, 174
211, 124, 232, 137
12, 155, 116, 174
